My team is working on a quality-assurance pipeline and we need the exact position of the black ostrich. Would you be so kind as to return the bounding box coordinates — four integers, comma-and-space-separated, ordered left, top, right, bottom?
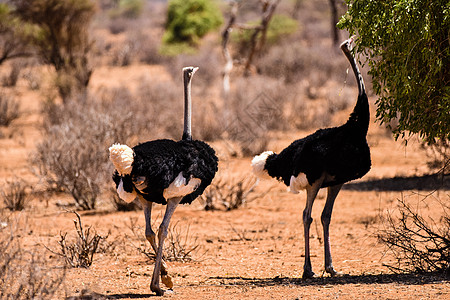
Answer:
252, 37, 371, 279
109, 67, 218, 295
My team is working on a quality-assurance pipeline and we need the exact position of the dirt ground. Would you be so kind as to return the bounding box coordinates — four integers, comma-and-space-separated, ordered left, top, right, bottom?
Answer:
1, 67, 449, 300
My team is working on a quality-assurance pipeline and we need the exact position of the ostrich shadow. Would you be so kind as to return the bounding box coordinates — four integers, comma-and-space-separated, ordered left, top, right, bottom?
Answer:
208, 271, 448, 288
342, 173, 449, 191
68, 272, 448, 299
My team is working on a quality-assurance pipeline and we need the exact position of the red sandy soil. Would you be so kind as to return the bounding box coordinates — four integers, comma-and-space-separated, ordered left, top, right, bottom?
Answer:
0, 65, 448, 299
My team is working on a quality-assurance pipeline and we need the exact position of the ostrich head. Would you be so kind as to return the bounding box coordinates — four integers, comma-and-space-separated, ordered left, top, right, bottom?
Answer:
340, 35, 355, 51
183, 66, 199, 78
109, 143, 134, 176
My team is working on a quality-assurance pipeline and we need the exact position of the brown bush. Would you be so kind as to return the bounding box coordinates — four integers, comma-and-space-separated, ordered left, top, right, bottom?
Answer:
0, 91, 20, 126
223, 75, 286, 155
0, 224, 65, 298
34, 97, 136, 210
378, 196, 450, 274
45, 211, 107, 268
134, 78, 181, 140
1, 177, 30, 211
1, 60, 25, 87
258, 41, 348, 86
200, 175, 262, 211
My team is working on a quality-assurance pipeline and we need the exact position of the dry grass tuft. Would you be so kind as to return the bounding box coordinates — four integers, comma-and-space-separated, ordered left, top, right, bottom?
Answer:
45, 211, 108, 268
0, 177, 30, 211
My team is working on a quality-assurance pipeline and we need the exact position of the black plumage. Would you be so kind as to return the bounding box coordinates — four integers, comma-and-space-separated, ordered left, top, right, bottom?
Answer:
252, 37, 371, 279
112, 139, 218, 205
264, 92, 371, 188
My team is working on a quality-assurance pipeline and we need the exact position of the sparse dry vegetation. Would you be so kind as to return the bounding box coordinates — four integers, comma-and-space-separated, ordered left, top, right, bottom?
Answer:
378, 195, 450, 275
33, 98, 136, 210
1, 177, 30, 211
0, 91, 20, 127
0, 223, 66, 299
200, 175, 271, 211
164, 221, 202, 262
46, 211, 107, 268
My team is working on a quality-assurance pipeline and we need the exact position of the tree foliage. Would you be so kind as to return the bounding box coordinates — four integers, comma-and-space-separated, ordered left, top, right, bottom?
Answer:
0, 3, 37, 65
232, 14, 298, 55
10, 0, 96, 101
338, 0, 450, 144
163, 0, 223, 46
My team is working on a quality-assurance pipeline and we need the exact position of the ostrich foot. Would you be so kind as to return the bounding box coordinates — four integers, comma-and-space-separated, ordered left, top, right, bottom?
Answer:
302, 269, 315, 279
325, 266, 342, 277
162, 274, 174, 289
150, 283, 164, 296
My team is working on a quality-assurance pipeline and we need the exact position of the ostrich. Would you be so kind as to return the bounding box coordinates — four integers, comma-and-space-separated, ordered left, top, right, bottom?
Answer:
252, 37, 371, 279
109, 67, 218, 295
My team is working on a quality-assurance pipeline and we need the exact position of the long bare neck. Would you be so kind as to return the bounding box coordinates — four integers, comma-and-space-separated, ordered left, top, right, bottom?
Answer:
340, 38, 366, 96
182, 67, 197, 140
341, 38, 369, 135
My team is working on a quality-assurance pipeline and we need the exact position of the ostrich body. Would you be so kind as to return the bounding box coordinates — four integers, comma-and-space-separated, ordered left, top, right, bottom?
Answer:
252, 37, 371, 279
109, 67, 218, 295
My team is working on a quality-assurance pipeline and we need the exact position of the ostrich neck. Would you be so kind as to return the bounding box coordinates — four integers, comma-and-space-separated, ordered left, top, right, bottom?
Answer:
342, 46, 365, 97
183, 73, 192, 141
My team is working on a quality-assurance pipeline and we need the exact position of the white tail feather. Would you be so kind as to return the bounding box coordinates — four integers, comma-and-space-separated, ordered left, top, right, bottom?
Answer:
251, 151, 273, 180
109, 143, 134, 176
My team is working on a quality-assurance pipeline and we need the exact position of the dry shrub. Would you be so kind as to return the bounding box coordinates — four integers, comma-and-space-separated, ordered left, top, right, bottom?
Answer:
0, 91, 20, 126
0, 225, 65, 298
134, 78, 181, 140
33, 97, 135, 210
46, 211, 107, 268
165, 221, 202, 262
107, 16, 129, 34
2, 60, 25, 87
378, 195, 450, 274
200, 175, 270, 211
288, 93, 332, 130
22, 67, 41, 90
1, 177, 30, 211
191, 102, 223, 142
132, 31, 168, 65
111, 41, 137, 66
258, 41, 348, 86
223, 75, 286, 155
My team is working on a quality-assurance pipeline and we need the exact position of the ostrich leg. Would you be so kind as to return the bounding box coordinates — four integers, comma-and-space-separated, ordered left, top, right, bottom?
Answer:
302, 175, 325, 279
321, 184, 343, 276
138, 196, 173, 289
150, 197, 182, 296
